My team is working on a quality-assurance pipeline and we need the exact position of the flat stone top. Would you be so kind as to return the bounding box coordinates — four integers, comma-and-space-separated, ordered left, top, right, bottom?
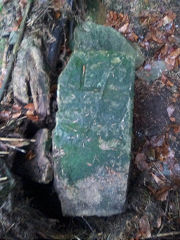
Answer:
73, 21, 144, 67
53, 50, 135, 216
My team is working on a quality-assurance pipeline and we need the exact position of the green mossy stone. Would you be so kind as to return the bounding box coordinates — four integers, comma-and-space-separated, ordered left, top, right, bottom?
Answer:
53, 49, 135, 216
73, 21, 144, 68
86, 0, 107, 24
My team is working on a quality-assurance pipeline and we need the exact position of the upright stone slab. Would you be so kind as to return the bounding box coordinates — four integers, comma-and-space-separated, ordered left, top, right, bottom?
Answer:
73, 21, 144, 68
53, 22, 136, 216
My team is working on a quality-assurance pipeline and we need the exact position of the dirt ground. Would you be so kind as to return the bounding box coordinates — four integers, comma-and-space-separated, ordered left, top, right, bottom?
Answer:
0, 0, 179, 239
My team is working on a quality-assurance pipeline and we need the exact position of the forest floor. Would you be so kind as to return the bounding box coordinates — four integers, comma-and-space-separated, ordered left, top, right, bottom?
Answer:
0, 0, 179, 239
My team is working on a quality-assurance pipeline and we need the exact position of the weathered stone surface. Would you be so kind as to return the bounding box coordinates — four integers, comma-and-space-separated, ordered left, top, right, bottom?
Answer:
136, 61, 167, 82
23, 129, 53, 184
53, 46, 135, 215
73, 21, 144, 68
12, 37, 50, 119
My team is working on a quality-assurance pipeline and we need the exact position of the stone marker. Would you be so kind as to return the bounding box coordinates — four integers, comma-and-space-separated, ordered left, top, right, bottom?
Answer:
53, 22, 136, 216
73, 21, 144, 68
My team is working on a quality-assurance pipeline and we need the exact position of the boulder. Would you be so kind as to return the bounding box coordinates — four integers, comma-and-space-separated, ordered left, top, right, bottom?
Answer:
53, 22, 136, 216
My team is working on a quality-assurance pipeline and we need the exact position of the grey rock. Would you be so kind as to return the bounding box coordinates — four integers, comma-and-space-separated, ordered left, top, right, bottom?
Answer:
12, 37, 50, 119
53, 22, 135, 216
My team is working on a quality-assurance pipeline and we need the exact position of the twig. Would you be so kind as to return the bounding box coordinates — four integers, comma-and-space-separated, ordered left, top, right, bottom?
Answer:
2, 44, 8, 70
0, 151, 9, 155
0, 0, 34, 102
74, 236, 81, 240
0, 176, 8, 182
140, 231, 180, 239
7, 144, 26, 153
0, 137, 35, 142
176, 191, 180, 218
81, 216, 94, 233
157, 194, 169, 234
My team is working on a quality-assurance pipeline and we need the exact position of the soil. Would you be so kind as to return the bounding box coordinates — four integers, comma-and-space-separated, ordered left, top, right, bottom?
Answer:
0, 0, 179, 239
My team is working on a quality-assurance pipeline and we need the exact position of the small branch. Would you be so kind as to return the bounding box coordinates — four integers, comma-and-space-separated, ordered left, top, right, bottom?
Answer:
0, 151, 9, 155
0, 176, 8, 182
141, 231, 180, 239
7, 144, 26, 153
0, 0, 34, 102
0, 137, 35, 142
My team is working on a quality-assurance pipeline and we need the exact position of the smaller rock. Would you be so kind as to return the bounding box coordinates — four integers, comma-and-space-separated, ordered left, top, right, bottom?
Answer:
24, 129, 53, 184
136, 61, 167, 82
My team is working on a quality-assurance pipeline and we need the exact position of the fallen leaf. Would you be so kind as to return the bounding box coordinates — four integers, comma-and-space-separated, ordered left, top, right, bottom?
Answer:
155, 142, 169, 161
168, 35, 176, 43
151, 173, 164, 186
157, 217, 162, 228
163, 15, 173, 26
26, 150, 35, 161
12, 112, 21, 119
112, 11, 118, 21
139, 215, 151, 238
118, 23, 129, 33
109, 11, 114, 19
172, 125, 180, 134
158, 44, 169, 59
24, 103, 35, 111
165, 48, 180, 70
166, 79, 174, 87
55, 11, 61, 19
170, 117, 175, 122
0, 110, 11, 121
167, 105, 175, 118
26, 114, 39, 122
12, 104, 22, 112
165, 10, 176, 23
169, 48, 180, 58
19, 0, 27, 9
161, 74, 167, 85
151, 31, 165, 44
127, 32, 138, 42
140, 41, 150, 50
26, 109, 34, 117
155, 186, 170, 201
135, 153, 149, 171
122, 14, 129, 24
